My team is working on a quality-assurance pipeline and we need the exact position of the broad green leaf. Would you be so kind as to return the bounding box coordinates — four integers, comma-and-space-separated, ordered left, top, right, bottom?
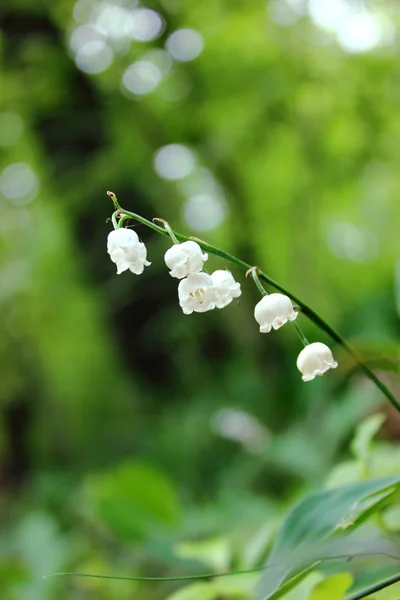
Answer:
268, 565, 320, 600
86, 461, 180, 541
309, 573, 353, 600
258, 477, 400, 600
270, 477, 400, 558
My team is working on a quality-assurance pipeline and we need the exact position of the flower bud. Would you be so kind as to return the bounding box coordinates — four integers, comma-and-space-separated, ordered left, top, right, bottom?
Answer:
211, 270, 241, 309
254, 293, 297, 333
297, 342, 338, 382
178, 273, 216, 315
165, 241, 208, 279
107, 228, 150, 275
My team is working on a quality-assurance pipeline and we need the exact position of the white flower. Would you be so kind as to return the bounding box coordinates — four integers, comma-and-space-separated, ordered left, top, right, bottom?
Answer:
164, 241, 208, 279
107, 227, 150, 275
178, 273, 217, 314
211, 270, 241, 308
254, 293, 297, 333
296, 342, 338, 382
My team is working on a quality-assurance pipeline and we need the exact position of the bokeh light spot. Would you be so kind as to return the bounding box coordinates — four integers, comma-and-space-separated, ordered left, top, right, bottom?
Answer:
327, 222, 379, 263
184, 193, 226, 232
337, 13, 383, 54
308, 0, 394, 53
122, 60, 162, 95
70, 25, 104, 53
153, 144, 195, 180
166, 28, 204, 62
92, 3, 134, 39
0, 163, 39, 205
75, 40, 113, 74
129, 8, 164, 42
212, 408, 269, 453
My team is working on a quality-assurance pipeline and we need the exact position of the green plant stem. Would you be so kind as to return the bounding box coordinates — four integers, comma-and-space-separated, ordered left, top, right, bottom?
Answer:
111, 212, 119, 230
118, 214, 131, 228
44, 566, 266, 582
291, 319, 309, 348
156, 219, 180, 244
344, 571, 400, 600
109, 202, 400, 413
251, 269, 268, 296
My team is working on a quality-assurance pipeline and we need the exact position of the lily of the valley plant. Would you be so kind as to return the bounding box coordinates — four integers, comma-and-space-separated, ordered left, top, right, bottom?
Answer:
105, 192, 399, 406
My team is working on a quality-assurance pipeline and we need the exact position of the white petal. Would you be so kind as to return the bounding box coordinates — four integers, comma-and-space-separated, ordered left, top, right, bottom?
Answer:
178, 273, 216, 314
297, 342, 338, 382
165, 241, 208, 279
107, 227, 139, 252
254, 293, 296, 333
107, 228, 150, 276
211, 270, 242, 309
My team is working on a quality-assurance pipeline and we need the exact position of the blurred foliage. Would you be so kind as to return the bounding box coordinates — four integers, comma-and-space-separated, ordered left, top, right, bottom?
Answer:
1, 0, 400, 598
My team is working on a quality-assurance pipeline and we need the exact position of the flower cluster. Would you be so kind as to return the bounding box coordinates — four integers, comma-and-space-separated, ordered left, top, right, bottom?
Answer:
107, 224, 337, 382
165, 241, 241, 314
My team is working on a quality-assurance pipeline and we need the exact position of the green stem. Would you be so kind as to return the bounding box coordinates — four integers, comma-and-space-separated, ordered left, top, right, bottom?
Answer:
111, 202, 400, 413
344, 571, 400, 600
292, 319, 309, 348
44, 566, 266, 582
111, 212, 119, 230
251, 269, 268, 296
118, 214, 131, 228
156, 219, 180, 244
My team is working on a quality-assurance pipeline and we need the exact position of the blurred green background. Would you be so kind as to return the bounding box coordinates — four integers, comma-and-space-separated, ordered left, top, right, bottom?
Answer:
1, 0, 400, 598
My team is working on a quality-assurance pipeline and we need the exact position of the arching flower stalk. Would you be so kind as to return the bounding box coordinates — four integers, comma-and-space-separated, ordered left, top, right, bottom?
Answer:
105, 192, 400, 412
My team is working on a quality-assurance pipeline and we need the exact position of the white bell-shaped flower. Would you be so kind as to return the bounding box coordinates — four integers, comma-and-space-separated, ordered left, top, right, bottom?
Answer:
211, 270, 241, 309
165, 241, 208, 279
254, 293, 297, 333
297, 342, 338, 382
178, 273, 217, 315
107, 227, 150, 275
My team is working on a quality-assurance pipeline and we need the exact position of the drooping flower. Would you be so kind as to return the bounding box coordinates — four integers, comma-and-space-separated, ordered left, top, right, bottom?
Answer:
254, 293, 297, 333
107, 227, 150, 275
178, 273, 216, 314
211, 270, 241, 308
296, 342, 338, 382
164, 241, 208, 279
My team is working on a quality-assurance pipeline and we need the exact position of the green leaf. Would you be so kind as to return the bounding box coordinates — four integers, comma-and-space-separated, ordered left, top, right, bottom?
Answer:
270, 477, 400, 557
309, 573, 353, 600
86, 461, 180, 541
351, 414, 385, 463
258, 477, 400, 600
